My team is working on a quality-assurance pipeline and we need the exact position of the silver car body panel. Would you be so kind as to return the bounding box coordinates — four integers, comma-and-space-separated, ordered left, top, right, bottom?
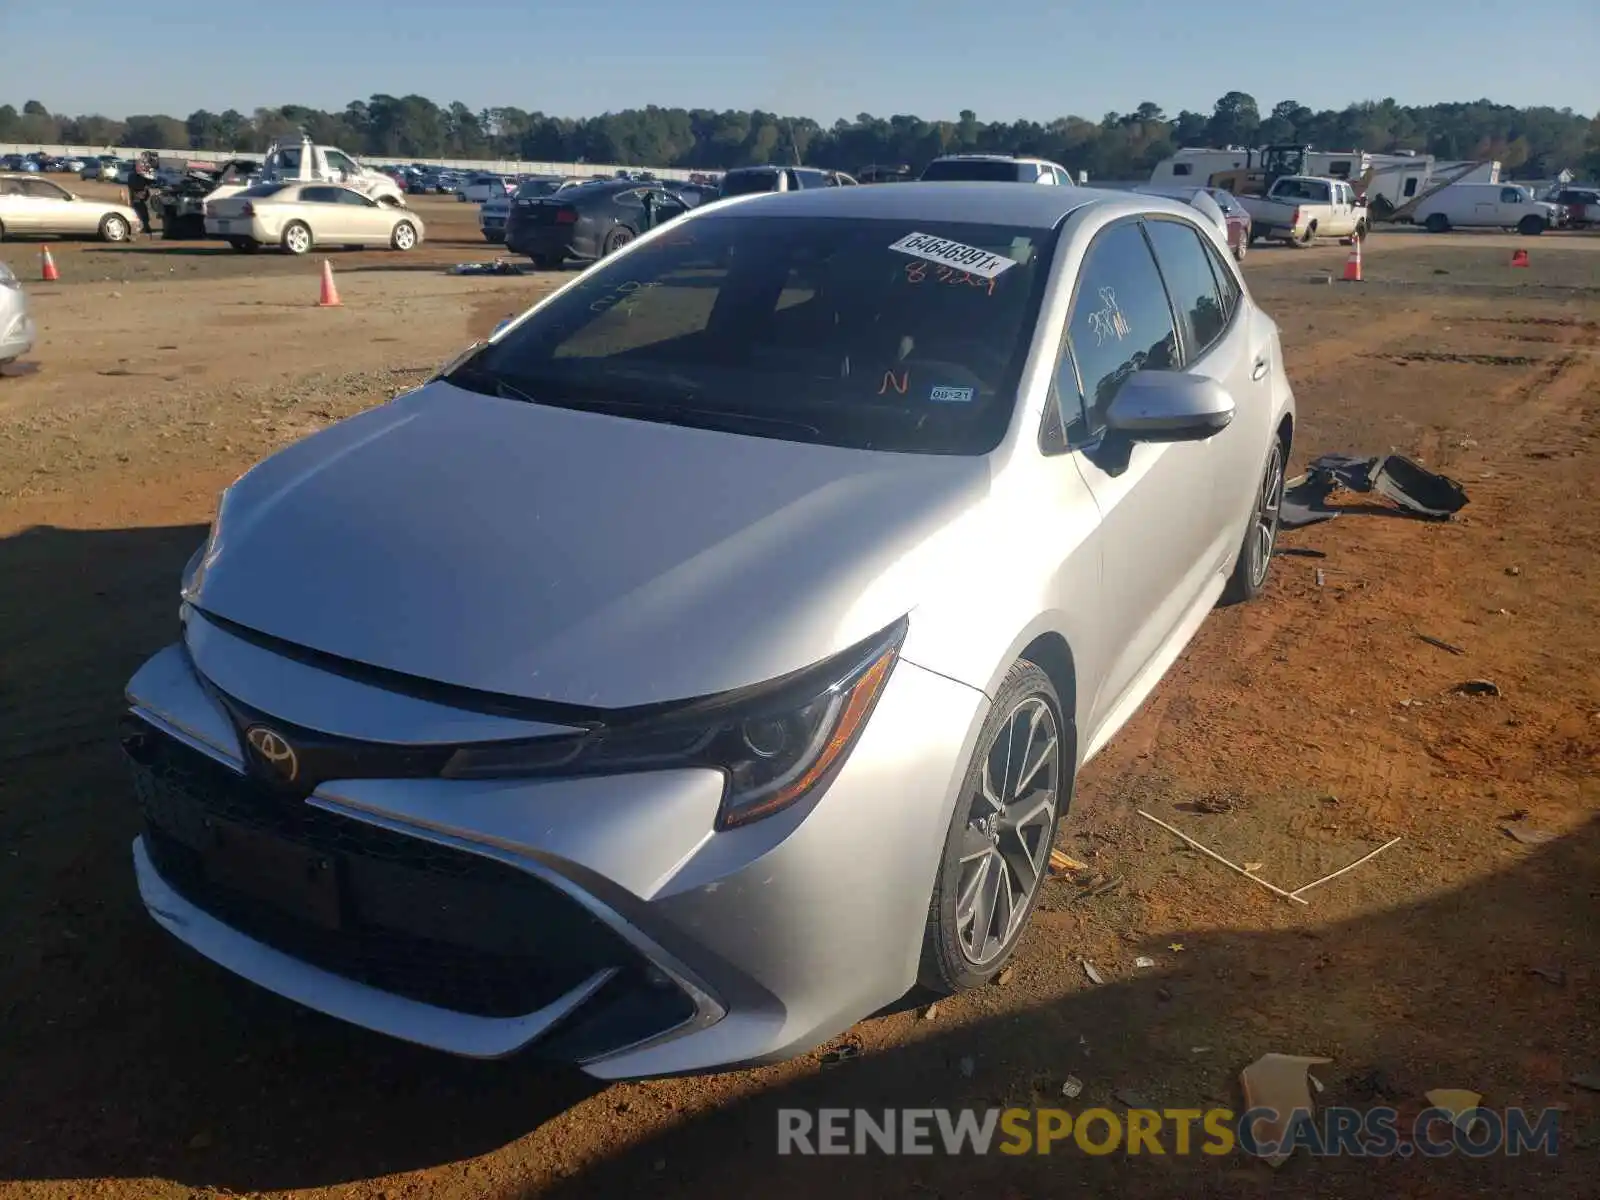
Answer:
126, 184, 1293, 1076
0, 273, 36, 363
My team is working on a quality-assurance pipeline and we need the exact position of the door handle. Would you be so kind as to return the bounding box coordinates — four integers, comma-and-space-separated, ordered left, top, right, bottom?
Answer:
1251, 357, 1269, 382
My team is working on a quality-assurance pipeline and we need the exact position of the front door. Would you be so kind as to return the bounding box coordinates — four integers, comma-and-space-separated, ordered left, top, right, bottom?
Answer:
298, 186, 355, 240
1056, 219, 1220, 733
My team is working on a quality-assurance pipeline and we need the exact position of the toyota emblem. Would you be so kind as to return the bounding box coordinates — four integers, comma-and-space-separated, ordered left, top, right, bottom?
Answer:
245, 725, 299, 782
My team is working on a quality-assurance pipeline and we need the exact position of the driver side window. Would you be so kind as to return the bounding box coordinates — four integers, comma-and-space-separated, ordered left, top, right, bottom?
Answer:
1056, 221, 1179, 438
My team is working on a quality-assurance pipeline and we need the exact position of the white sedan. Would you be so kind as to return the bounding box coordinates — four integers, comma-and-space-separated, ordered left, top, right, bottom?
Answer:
205, 182, 425, 254
0, 174, 140, 242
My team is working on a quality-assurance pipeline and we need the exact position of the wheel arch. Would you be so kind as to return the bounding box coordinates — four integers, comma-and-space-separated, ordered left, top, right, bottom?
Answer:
1016, 632, 1081, 808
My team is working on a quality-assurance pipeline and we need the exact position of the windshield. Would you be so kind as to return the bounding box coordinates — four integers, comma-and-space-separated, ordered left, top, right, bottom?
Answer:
449, 214, 1055, 455
921, 160, 1029, 182
1204, 189, 1242, 214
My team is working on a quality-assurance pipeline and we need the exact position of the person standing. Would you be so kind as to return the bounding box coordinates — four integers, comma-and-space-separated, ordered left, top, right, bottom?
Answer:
128, 152, 158, 236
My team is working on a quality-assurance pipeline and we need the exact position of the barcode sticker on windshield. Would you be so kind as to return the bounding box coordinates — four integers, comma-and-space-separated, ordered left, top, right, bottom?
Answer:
888, 233, 1017, 280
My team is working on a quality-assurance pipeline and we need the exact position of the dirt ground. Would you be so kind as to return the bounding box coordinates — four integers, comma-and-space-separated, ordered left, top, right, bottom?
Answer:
2, 203, 1598, 1200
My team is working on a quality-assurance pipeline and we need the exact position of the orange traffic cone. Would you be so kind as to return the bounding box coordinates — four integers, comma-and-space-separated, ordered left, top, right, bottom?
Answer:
40, 245, 59, 282
316, 259, 341, 307
1510, 248, 1529, 268
1341, 238, 1363, 282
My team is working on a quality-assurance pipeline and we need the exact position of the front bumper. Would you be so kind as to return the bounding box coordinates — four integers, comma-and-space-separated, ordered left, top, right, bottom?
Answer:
0, 306, 35, 361
124, 629, 986, 1078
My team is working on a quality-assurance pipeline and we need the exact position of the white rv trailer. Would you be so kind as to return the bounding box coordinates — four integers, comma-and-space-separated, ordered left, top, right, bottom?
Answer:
1148, 146, 1430, 207
1433, 159, 1501, 184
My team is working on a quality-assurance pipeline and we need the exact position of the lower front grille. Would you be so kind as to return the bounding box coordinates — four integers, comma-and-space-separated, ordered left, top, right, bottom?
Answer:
126, 718, 635, 1020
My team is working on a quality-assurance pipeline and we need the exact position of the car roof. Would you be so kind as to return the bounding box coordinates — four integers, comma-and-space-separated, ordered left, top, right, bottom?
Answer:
700, 182, 1172, 228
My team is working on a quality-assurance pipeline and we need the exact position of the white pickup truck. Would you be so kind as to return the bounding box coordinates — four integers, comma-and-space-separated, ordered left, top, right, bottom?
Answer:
1239, 175, 1367, 247
206, 136, 406, 207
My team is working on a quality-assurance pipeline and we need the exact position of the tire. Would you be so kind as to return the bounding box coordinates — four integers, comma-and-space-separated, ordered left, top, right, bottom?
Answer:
483, 233, 505, 244
99, 213, 131, 243
601, 226, 634, 256
1292, 223, 1316, 248
226, 238, 259, 253
1424, 213, 1449, 234
1233, 234, 1248, 262
281, 221, 312, 255
1354, 220, 1368, 240
532, 252, 562, 269
1518, 215, 1546, 236
1220, 435, 1287, 606
0, 219, 7, 242
919, 660, 1069, 993
390, 220, 418, 251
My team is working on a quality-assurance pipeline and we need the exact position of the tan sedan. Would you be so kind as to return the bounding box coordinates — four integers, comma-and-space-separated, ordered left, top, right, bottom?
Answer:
205, 182, 425, 254
0, 174, 139, 242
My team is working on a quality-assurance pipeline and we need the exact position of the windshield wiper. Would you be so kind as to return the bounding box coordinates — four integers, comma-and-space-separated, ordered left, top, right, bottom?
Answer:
444, 363, 540, 406
446, 363, 822, 440
556, 393, 824, 440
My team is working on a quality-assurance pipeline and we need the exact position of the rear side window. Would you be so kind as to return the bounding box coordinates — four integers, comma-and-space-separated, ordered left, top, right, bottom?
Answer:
1172, 163, 1192, 176
1063, 222, 1180, 431
1205, 240, 1243, 324
1144, 219, 1227, 362
721, 170, 781, 196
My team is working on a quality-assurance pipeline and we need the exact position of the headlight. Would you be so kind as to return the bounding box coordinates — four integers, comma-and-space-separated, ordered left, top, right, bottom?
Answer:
0, 262, 18, 290
180, 486, 233, 603
443, 617, 907, 829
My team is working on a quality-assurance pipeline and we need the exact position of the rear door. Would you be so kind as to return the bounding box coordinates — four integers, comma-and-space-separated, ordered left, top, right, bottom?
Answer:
0, 177, 33, 232
1059, 218, 1219, 730
1144, 216, 1269, 561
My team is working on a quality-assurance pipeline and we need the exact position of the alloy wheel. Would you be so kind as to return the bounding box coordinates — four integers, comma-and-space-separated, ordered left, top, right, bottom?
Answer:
1251, 444, 1285, 587
956, 696, 1061, 965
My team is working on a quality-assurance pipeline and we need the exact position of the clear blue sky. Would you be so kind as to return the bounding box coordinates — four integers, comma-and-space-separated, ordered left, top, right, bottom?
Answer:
5, 0, 1597, 123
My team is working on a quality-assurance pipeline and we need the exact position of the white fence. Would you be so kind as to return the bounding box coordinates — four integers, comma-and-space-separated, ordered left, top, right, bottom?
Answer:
1, 143, 694, 181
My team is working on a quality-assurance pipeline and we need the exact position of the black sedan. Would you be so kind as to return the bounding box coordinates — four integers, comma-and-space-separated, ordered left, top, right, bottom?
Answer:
504, 179, 690, 268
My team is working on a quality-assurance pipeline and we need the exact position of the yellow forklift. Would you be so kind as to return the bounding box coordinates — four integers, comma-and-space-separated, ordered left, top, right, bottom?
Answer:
1207, 145, 1310, 197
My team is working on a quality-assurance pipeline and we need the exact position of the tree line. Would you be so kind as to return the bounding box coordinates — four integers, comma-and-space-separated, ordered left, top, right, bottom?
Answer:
4, 93, 1597, 180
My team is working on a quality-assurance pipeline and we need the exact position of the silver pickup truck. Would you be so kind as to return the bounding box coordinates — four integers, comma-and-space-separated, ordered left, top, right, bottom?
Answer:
1239, 175, 1368, 247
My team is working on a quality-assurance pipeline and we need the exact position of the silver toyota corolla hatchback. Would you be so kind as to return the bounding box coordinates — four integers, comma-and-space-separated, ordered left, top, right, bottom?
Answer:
124, 183, 1294, 1079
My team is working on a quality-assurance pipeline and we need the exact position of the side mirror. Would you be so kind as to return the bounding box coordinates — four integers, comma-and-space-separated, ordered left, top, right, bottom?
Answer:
1104, 371, 1236, 442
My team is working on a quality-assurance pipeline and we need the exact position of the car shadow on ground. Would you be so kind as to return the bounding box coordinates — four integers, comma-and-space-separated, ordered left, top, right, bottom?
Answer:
519, 818, 1599, 1200
0, 523, 1594, 1196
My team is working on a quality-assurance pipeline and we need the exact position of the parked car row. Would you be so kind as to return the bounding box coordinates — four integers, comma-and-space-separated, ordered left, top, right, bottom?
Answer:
0, 151, 93, 173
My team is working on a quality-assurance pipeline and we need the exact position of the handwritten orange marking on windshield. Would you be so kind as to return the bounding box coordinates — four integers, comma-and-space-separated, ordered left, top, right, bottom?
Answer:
878, 370, 909, 396
904, 261, 996, 294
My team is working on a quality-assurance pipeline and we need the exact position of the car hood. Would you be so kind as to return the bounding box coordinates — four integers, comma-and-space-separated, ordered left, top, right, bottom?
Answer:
187, 381, 990, 709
